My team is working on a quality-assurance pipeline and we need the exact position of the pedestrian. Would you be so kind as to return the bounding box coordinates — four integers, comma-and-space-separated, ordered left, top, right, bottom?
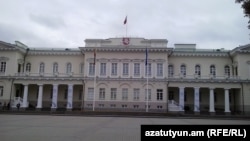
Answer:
17, 103, 20, 110
7, 102, 10, 110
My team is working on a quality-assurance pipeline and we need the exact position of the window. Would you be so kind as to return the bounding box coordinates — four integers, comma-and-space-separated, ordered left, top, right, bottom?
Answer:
53, 63, 58, 73
157, 89, 163, 101
87, 88, 94, 100
0, 62, 6, 73
0, 86, 3, 97
180, 64, 186, 77
66, 63, 72, 74
168, 91, 174, 100
225, 65, 230, 77
111, 88, 117, 100
123, 63, 129, 76
145, 63, 151, 76
157, 63, 163, 77
168, 65, 174, 77
99, 88, 105, 100
64, 89, 68, 99
111, 63, 117, 76
39, 63, 45, 73
134, 63, 140, 76
157, 105, 163, 109
145, 89, 151, 101
195, 65, 201, 76
87, 104, 92, 107
26, 63, 31, 72
122, 105, 127, 108
210, 65, 216, 77
133, 88, 140, 101
100, 63, 106, 76
110, 104, 116, 108
133, 105, 139, 108
99, 104, 104, 108
89, 63, 95, 76
122, 88, 128, 100
80, 63, 84, 74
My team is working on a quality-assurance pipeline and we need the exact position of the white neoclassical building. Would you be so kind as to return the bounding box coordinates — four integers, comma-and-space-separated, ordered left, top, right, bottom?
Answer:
0, 37, 249, 115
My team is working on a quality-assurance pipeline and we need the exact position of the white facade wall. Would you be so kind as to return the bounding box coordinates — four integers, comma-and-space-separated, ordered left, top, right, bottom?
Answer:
0, 38, 249, 114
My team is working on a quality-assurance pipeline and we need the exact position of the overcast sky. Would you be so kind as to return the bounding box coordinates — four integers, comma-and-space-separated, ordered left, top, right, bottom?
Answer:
0, 0, 249, 49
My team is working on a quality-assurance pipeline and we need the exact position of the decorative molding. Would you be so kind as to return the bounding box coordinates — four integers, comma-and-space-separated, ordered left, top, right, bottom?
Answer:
28, 51, 82, 56
172, 52, 228, 57
0, 56, 9, 61
81, 47, 170, 53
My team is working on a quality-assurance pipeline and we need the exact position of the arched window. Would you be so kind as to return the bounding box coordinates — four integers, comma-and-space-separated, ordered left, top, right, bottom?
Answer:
180, 64, 186, 77
39, 62, 45, 73
210, 65, 216, 77
66, 63, 72, 74
53, 63, 58, 73
224, 65, 230, 76
195, 65, 201, 76
26, 63, 31, 72
168, 64, 174, 77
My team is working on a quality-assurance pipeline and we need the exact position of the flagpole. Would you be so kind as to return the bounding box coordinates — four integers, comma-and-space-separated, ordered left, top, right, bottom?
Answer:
145, 48, 149, 112
93, 69, 96, 111
93, 48, 96, 111
126, 19, 127, 37
146, 64, 149, 112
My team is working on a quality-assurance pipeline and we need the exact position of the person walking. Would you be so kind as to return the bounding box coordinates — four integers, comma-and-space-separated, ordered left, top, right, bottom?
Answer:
17, 103, 20, 111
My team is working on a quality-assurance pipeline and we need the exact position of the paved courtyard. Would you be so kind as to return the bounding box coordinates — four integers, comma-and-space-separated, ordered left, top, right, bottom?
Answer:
0, 114, 249, 141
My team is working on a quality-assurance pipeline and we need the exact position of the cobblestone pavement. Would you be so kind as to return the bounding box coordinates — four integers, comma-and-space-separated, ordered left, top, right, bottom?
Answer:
0, 114, 249, 141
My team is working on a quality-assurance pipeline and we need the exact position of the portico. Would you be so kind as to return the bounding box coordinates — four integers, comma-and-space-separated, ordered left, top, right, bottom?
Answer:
168, 84, 241, 115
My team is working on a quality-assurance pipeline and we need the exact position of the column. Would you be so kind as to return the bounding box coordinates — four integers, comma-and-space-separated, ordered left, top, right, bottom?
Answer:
209, 88, 215, 114
36, 84, 43, 110
224, 88, 231, 114
51, 84, 58, 110
67, 84, 73, 110
21, 84, 29, 108
179, 87, 185, 111
194, 87, 200, 113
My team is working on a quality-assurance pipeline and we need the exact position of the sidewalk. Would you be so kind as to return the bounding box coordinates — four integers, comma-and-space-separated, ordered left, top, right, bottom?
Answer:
1, 110, 250, 120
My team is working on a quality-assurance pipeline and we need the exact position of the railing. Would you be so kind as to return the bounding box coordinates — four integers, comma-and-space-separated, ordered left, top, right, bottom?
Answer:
14, 72, 84, 77
11, 72, 242, 80
168, 100, 181, 112
168, 100, 179, 106
168, 74, 240, 80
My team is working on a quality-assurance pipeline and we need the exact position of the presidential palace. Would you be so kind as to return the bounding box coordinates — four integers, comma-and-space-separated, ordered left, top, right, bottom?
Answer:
0, 37, 249, 115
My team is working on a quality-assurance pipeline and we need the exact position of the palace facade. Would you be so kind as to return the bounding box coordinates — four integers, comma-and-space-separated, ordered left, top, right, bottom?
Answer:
0, 37, 249, 115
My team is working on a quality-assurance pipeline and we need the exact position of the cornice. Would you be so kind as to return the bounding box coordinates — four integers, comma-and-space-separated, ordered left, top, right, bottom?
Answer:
1, 76, 249, 84
172, 52, 228, 57
28, 50, 82, 56
81, 47, 171, 53
0, 48, 18, 51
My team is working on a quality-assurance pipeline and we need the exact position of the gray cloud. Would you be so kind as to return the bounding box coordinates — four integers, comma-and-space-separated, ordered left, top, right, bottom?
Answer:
0, 0, 249, 49
29, 14, 66, 29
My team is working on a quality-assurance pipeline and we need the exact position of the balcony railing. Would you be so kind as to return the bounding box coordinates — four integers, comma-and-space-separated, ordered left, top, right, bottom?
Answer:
14, 72, 84, 77
168, 74, 240, 80
8, 72, 242, 80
